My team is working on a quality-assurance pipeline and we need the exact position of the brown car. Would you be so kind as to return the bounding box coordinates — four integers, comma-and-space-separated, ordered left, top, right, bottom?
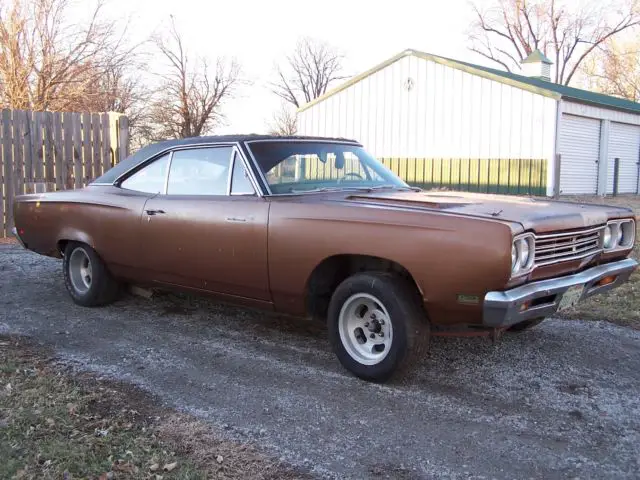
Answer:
12, 135, 638, 381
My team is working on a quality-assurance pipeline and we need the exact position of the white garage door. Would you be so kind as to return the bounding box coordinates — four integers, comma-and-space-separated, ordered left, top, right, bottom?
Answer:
558, 114, 600, 194
607, 122, 640, 194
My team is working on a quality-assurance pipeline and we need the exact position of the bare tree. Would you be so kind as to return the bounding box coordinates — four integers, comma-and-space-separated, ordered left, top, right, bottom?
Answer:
0, 0, 138, 111
272, 38, 345, 108
468, 0, 640, 85
267, 103, 298, 136
581, 38, 640, 101
147, 16, 240, 140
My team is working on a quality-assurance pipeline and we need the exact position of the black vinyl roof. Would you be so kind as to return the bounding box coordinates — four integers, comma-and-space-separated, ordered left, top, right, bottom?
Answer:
93, 134, 359, 184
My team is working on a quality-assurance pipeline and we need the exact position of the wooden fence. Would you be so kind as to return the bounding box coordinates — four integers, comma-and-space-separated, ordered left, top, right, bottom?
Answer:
0, 109, 129, 237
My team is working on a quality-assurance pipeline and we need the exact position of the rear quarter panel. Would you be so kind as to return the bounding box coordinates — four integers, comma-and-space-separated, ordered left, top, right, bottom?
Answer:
267, 198, 516, 324
13, 187, 149, 272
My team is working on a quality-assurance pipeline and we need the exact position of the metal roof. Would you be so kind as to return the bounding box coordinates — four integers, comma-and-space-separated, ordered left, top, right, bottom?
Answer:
298, 49, 640, 115
521, 49, 553, 65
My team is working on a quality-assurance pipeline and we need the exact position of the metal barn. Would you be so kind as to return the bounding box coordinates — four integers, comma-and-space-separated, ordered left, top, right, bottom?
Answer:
297, 49, 640, 196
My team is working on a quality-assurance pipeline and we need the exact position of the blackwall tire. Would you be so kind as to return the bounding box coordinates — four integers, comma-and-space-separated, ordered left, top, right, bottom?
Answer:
327, 272, 429, 382
63, 242, 120, 307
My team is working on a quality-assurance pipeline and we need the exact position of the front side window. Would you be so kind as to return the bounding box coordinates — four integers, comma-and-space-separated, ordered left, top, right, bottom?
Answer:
247, 141, 407, 194
167, 147, 233, 195
120, 153, 171, 194
230, 153, 255, 195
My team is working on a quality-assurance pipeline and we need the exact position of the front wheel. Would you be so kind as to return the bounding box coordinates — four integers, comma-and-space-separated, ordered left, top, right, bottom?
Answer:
63, 242, 120, 307
327, 272, 429, 382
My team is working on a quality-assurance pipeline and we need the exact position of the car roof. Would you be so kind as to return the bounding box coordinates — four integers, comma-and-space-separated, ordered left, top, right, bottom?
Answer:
92, 134, 359, 185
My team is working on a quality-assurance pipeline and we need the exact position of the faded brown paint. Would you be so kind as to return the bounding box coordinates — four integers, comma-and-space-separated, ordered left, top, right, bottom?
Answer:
11, 137, 637, 327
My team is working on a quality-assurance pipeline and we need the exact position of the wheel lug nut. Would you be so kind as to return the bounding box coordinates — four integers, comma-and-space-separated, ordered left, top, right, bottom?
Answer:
364, 322, 369, 327
369, 333, 375, 339
379, 332, 384, 337
380, 320, 385, 325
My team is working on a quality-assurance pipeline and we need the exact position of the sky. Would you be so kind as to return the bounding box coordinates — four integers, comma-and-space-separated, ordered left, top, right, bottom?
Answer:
101, 0, 491, 134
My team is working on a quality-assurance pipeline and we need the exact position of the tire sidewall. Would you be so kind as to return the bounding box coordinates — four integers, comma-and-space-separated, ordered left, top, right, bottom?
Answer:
63, 242, 106, 306
328, 274, 414, 382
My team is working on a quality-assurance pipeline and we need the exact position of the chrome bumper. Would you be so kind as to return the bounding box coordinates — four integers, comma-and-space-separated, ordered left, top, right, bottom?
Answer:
483, 258, 638, 327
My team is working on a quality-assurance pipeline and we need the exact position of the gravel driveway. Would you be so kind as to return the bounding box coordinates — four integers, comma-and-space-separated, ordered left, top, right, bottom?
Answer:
1, 244, 639, 479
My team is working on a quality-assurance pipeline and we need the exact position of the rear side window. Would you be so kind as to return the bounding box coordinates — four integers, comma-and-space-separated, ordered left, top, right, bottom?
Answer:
167, 147, 233, 195
120, 153, 171, 194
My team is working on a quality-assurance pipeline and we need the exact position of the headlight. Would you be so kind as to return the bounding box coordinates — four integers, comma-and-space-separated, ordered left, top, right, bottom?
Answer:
511, 234, 535, 277
603, 219, 636, 251
511, 244, 520, 274
518, 237, 530, 266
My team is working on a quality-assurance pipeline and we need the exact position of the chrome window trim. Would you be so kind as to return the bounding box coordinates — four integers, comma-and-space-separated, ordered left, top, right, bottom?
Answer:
163, 150, 174, 195
244, 138, 365, 197
229, 150, 257, 196
225, 148, 236, 196
232, 147, 261, 196
114, 142, 239, 185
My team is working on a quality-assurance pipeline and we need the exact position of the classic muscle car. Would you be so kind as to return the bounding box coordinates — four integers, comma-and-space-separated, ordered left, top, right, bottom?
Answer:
12, 135, 638, 381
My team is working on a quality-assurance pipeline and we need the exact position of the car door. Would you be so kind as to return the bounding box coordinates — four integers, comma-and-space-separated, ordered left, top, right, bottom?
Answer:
138, 145, 271, 302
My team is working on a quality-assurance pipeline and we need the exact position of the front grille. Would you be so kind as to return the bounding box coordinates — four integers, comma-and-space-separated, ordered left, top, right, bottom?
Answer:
534, 226, 604, 266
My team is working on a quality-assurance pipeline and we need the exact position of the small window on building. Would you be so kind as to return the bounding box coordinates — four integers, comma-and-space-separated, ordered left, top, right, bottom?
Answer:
230, 153, 255, 195
167, 147, 233, 195
120, 153, 171, 194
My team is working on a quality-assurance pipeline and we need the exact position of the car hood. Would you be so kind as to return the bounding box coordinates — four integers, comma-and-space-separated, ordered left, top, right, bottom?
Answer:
343, 190, 633, 233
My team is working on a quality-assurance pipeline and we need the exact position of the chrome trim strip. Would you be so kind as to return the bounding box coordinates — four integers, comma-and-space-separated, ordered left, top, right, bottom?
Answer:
225, 149, 236, 196
244, 138, 361, 146
163, 150, 174, 195
244, 143, 273, 195
534, 225, 605, 240
233, 145, 263, 197
484, 258, 638, 327
535, 249, 603, 267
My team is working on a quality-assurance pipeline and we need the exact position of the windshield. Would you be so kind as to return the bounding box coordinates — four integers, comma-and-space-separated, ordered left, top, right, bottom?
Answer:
248, 141, 409, 194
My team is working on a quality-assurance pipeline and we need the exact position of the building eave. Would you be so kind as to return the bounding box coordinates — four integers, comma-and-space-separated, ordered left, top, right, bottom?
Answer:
297, 49, 561, 113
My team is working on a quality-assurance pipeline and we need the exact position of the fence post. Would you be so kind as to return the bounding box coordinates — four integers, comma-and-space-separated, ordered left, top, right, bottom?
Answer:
613, 157, 620, 197
553, 153, 561, 199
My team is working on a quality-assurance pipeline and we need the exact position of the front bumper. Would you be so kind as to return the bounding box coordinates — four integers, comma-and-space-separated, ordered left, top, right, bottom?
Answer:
483, 258, 638, 327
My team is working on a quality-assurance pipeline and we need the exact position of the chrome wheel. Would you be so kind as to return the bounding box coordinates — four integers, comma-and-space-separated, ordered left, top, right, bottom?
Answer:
338, 293, 393, 366
68, 247, 92, 294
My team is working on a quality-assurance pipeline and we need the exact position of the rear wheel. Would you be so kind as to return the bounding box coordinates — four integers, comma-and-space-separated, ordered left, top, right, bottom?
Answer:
507, 317, 545, 333
63, 242, 120, 307
327, 272, 429, 382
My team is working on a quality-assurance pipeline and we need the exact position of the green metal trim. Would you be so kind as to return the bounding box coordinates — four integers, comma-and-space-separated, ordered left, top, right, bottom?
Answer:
379, 157, 548, 196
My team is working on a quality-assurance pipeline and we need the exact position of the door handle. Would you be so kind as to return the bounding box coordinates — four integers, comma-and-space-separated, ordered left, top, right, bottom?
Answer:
225, 216, 246, 223
145, 209, 166, 216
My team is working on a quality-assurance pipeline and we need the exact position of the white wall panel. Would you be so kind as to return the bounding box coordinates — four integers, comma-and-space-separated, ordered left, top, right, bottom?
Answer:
558, 114, 600, 194
607, 122, 640, 194
297, 54, 557, 171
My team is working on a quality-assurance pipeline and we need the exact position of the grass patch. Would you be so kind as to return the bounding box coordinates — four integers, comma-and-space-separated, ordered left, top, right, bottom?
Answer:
0, 336, 308, 480
556, 195, 640, 329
